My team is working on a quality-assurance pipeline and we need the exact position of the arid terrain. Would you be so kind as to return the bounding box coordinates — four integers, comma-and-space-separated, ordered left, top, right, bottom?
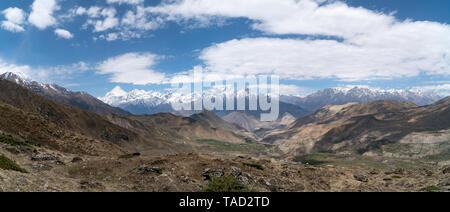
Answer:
0, 77, 449, 192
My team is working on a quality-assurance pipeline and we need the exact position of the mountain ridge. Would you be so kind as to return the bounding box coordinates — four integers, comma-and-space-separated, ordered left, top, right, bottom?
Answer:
0, 72, 130, 115
281, 87, 441, 112
263, 98, 450, 158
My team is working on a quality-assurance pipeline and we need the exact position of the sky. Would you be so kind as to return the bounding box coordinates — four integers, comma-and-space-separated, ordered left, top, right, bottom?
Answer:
0, 0, 449, 98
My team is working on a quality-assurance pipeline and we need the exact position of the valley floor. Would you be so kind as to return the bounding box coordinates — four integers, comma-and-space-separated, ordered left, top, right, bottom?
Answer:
1, 141, 449, 192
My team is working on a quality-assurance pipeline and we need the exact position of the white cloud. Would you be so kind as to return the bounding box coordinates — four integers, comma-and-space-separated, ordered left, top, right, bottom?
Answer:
149, 0, 396, 38
54, 29, 74, 39
198, 37, 449, 81
147, 0, 450, 81
0, 59, 32, 80
75, 7, 87, 16
1, 21, 25, 33
87, 6, 102, 18
74, 5, 162, 40
85, 7, 119, 32
2, 7, 26, 24
279, 85, 315, 97
1, 7, 26, 32
122, 6, 163, 30
96, 53, 166, 85
106, 33, 119, 41
413, 84, 450, 97
28, 0, 59, 30
0, 58, 89, 83
107, 0, 144, 5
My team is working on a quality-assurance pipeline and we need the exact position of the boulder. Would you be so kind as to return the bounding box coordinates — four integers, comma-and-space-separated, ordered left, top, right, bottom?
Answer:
80, 181, 104, 189
443, 166, 450, 175
137, 165, 163, 175
71, 157, 83, 163
237, 175, 250, 185
231, 166, 242, 177
386, 168, 405, 175
31, 154, 59, 161
354, 172, 369, 182
439, 178, 450, 187
202, 168, 224, 181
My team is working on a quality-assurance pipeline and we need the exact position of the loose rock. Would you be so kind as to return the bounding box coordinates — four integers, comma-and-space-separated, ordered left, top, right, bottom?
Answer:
71, 157, 83, 163
202, 168, 224, 181
137, 165, 163, 174
31, 154, 58, 161
80, 181, 103, 189
231, 166, 242, 177
443, 166, 450, 175
354, 172, 369, 182
138, 165, 163, 174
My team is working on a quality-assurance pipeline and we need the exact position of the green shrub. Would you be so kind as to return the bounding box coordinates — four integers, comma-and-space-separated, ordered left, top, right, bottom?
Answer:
0, 155, 28, 173
242, 162, 265, 170
420, 186, 441, 192
391, 175, 402, 179
202, 175, 254, 192
0, 135, 31, 146
293, 155, 327, 165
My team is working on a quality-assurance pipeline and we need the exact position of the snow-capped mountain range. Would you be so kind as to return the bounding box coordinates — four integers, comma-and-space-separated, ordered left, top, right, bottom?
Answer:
1, 71, 441, 118
99, 86, 265, 115
100, 85, 443, 116
281, 87, 442, 112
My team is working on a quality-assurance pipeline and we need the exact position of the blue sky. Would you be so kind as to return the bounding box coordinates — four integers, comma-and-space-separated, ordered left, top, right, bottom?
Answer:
0, 0, 449, 97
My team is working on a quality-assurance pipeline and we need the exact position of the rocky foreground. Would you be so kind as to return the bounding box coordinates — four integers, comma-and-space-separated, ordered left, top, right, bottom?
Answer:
1, 141, 449, 192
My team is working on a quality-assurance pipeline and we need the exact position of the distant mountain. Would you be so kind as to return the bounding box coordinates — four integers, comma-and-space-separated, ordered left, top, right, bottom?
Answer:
99, 86, 187, 115
223, 112, 296, 132
100, 86, 311, 119
281, 87, 442, 112
105, 110, 255, 146
0, 72, 129, 115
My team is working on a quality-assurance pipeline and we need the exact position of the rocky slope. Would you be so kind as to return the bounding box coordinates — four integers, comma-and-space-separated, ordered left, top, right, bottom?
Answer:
105, 110, 255, 150
223, 112, 296, 132
0, 77, 449, 192
1, 146, 449, 192
264, 99, 450, 159
0, 78, 196, 156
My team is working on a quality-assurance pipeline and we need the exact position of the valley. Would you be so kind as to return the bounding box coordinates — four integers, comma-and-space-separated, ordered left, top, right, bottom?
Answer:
0, 74, 449, 192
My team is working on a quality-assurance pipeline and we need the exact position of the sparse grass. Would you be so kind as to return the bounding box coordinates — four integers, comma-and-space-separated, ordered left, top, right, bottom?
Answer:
0, 155, 27, 173
294, 154, 328, 165
194, 139, 267, 153
235, 134, 255, 143
297, 152, 428, 170
202, 175, 255, 192
0, 135, 31, 146
242, 162, 265, 170
420, 186, 441, 192
422, 153, 450, 162
118, 152, 141, 159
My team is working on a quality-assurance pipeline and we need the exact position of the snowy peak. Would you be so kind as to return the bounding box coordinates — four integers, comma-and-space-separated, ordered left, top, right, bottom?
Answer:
0, 72, 29, 86
110, 86, 128, 97
99, 87, 172, 107
281, 86, 442, 112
